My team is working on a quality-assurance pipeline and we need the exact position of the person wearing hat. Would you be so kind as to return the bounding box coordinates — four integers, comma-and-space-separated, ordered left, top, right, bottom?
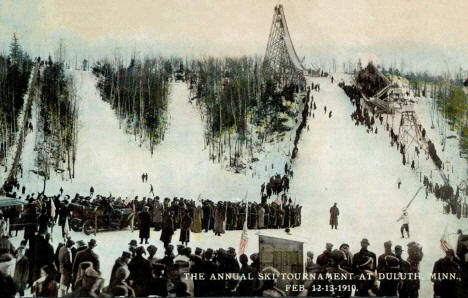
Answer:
147, 245, 158, 264
377, 241, 396, 272
353, 238, 377, 273
160, 211, 174, 249
58, 239, 75, 295
110, 251, 131, 286
72, 266, 104, 297
128, 246, 152, 296
339, 243, 353, 272
72, 239, 99, 283
431, 249, 460, 298
317, 242, 334, 269
128, 240, 138, 258
152, 196, 163, 231
254, 266, 286, 296
0, 235, 15, 256
13, 242, 29, 296
179, 210, 192, 246
31, 264, 59, 297
378, 253, 401, 297
72, 240, 87, 262
58, 199, 71, 239
138, 205, 152, 244
0, 253, 16, 297
107, 266, 135, 297
329, 202, 339, 230
235, 254, 255, 296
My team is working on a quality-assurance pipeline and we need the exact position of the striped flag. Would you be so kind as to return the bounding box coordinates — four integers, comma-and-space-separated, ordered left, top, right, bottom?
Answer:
274, 196, 281, 206
239, 216, 248, 255
64, 217, 69, 239
440, 226, 450, 252
50, 200, 56, 218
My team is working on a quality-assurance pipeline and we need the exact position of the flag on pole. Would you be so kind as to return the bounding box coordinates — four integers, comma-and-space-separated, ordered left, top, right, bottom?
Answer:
130, 200, 135, 232
239, 205, 248, 255
440, 226, 450, 252
6, 218, 9, 237
50, 200, 56, 218
64, 217, 70, 239
274, 196, 281, 206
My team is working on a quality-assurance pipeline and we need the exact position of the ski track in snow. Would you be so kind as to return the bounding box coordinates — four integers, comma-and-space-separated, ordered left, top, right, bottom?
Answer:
11, 71, 467, 297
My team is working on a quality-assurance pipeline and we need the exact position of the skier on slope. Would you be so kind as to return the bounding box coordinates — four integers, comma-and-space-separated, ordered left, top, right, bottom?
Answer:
397, 210, 410, 238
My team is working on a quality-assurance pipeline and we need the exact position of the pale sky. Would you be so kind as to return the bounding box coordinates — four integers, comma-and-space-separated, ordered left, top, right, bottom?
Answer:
1, 0, 467, 74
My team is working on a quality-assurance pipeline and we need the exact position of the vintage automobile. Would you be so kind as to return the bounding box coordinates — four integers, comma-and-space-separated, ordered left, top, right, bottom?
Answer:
0, 196, 27, 233
68, 202, 135, 235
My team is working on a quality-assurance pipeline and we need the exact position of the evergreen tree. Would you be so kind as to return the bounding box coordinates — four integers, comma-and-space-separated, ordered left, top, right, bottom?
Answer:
9, 33, 22, 66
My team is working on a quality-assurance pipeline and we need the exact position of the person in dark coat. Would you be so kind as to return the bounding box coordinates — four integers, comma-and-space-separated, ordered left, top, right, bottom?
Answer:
109, 251, 131, 286
33, 233, 55, 283
138, 206, 151, 244
378, 254, 401, 297
179, 211, 192, 246
128, 246, 152, 297
58, 239, 74, 296
58, 200, 70, 239
395, 245, 410, 297
23, 204, 37, 245
432, 249, 460, 298
377, 241, 396, 272
329, 202, 339, 229
317, 243, 333, 269
14, 244, 29, 296
235, 254, 255, 296
160, 212, 174, 249
353, 238, 377, 273
38, 209, 50, 235
72, 239, 100, 282
0, 253, 17, 298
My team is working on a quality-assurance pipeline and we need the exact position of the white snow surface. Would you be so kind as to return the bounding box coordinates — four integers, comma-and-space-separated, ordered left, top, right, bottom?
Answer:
19, 71, 284, 200
9, 71, 468, 297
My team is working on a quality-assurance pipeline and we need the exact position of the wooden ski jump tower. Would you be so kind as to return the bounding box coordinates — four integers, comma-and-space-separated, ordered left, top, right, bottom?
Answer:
262, 5, 307, 89
398, 111, 423, 154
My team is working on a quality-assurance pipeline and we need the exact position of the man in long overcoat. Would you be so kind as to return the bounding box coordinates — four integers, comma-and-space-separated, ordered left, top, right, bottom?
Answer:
152, 197, 163, 231
138, 206, 151, 244
329, 203, 339, 229
160, 211, 174, 249
179, 211, 192, 246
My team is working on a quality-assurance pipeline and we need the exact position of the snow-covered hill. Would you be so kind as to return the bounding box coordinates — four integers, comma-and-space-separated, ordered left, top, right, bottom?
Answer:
10, 71, 467, 297
17, 70, 288, 200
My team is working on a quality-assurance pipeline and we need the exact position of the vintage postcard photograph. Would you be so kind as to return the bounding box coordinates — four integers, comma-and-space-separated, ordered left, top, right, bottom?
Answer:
0, 0, 467, 297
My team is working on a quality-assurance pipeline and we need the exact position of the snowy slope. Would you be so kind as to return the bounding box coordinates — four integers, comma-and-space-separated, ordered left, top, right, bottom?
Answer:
10, 72, 467, 297
18, 70, 288, 201
0, 67, 35, 184
283, 76, 466, 297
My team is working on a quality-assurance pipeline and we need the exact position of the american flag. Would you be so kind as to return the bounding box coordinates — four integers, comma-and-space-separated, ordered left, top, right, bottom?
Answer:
239, 205, 248, 255
440, 226, 450, 252
64, 217, 70, 239
50, 200, 56, 218
239, 219, 248, 255
274, 196, 281, 206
